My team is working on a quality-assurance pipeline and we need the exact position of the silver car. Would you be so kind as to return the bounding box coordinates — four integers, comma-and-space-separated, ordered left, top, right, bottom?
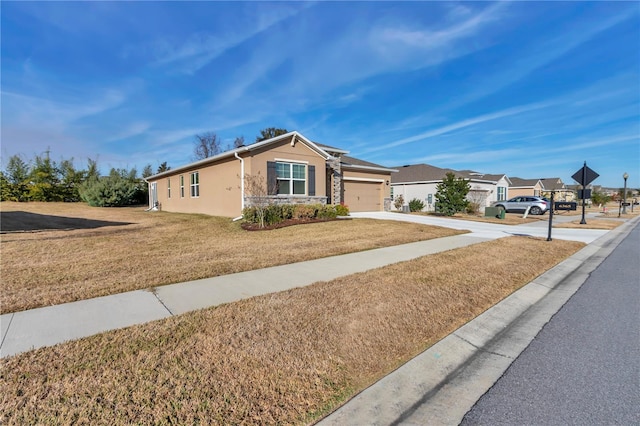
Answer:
493, 196, 549, 215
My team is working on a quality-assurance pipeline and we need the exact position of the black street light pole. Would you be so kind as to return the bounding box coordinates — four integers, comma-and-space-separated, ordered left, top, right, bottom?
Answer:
622, 172, 629, 215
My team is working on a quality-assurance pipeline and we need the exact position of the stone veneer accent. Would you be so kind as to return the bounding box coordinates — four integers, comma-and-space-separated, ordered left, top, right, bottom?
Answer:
327, 157, 342, 205
244, 195, 327, 208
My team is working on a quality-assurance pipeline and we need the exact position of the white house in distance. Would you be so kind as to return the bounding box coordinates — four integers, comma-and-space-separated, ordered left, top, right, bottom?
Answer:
390, 164, 510, 213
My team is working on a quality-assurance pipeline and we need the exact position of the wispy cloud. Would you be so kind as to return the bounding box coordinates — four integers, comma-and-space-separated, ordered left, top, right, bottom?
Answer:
357, 101, 551, 155
444, 5, 639, 110
149, 5, 308, 74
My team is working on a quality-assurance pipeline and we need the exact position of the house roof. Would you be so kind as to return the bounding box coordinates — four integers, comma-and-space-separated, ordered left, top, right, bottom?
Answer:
340, 155, 398, 173
147, 131, 331, 181
391, 164, 508, 184
509, 177, 542, 188
314, 142, 349, 155
391, 164, 451, 183
540, 178, 566, 190
146, 131, 395, 180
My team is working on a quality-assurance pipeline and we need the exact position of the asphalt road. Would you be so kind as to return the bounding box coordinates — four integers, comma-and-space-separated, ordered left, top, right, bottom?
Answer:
461, 221, 640, 425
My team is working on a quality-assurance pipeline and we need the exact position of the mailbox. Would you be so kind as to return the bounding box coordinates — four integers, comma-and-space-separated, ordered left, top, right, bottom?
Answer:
554, 202, 577, 211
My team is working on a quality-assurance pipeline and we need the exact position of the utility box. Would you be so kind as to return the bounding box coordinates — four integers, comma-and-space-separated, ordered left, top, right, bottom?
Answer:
485, 206, 505, 219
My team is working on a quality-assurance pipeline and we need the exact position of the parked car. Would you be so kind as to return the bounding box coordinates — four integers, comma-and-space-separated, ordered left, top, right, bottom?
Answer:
493, 196, 549, 215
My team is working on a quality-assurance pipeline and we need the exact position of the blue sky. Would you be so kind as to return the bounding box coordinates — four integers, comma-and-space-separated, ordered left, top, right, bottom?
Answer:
2, 1, 639, 189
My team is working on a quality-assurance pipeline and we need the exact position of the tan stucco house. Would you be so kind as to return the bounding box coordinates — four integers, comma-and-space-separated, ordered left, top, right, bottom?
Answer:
509, 178, 544, 197
145, 131, 396, 218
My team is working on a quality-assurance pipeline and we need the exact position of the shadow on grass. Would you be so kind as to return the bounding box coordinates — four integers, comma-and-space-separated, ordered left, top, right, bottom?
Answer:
0, 211, 133, 233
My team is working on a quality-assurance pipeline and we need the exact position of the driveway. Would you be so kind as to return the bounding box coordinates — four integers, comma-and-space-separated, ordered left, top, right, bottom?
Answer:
351, 211, 609, 244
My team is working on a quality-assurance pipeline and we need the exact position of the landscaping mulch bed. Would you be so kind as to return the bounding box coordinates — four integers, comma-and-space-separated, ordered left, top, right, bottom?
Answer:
240, 217, 348, 231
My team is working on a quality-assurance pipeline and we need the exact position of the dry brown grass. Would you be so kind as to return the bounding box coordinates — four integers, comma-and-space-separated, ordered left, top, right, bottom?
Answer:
553, 219, 623, 230
0, 202, 463, 314
0, 236, 584, 425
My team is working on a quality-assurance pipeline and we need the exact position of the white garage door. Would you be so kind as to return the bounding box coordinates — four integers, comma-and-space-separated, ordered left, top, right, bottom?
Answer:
343, 181, 382, 212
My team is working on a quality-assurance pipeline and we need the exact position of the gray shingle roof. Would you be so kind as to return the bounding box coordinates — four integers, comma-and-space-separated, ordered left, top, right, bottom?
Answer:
509, 177, 541, 187
392, 164, 507, 184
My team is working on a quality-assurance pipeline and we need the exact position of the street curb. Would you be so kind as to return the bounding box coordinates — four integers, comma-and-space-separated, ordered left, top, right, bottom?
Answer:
317, 216, 640, 426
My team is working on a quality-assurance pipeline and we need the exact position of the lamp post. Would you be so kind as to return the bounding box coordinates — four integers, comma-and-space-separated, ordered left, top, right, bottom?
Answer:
622, 173, 629, 214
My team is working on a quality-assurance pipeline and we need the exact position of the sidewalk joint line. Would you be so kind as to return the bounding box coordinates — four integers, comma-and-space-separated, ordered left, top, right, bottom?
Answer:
1, 313, 15, 351
150, 288, 174, 316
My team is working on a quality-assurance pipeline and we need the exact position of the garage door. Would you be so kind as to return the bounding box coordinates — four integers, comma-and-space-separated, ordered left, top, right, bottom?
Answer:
343, 181, 382, 212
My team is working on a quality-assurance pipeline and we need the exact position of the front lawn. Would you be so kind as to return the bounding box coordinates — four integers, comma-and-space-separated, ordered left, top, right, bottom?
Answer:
1, 202, 463, 313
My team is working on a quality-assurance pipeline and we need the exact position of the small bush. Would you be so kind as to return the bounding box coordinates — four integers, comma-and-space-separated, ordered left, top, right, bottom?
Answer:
293, 204, 316, 219
243, 203, 338, 227
335, 203, 349, 216
467, 202, 480, 215
317, 205, 338, 219
408, 198, 425, 212
394, 195, 405, 210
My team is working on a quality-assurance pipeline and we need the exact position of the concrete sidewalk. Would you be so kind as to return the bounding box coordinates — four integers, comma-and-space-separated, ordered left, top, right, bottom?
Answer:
1, 233, 490, 358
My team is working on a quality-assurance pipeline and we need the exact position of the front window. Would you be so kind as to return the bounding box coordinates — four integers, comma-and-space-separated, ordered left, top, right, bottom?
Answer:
190, 172, 199, 197
497, 186, 506, 201
276, 162, 306, 195
180, 175, 185, 198
167, 178, 171, 198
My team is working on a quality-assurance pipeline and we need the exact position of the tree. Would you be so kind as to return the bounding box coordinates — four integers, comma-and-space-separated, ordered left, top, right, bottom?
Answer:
142, 164, 153, 179
29, 151, 62, 202
233, 136, 245, 148
2, 154, 31, 201
193, 132, 222, 160
156, 162, 171, 174
255, 127, 289, 142
79, 167, 146, 207
242, 172, 277, 228
591, 190, 611, 206
58, 159, 86, 202
435, 172, 470, 216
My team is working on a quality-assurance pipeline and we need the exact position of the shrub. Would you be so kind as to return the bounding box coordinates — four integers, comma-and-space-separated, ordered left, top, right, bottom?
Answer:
467, 202, 480, 215
293, 204, 317, 219
394, 195, 405, 210
408, 198, 425, 212
335, 203, 349, 216
317, 205, 338, 219
243, 203, 339, 227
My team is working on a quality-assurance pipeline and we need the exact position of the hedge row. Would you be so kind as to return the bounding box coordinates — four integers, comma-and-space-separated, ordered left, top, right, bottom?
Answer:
243, 203, 349, 227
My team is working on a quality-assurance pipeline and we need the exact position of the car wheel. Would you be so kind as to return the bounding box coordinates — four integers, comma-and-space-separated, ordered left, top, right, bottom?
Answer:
530, 206, 542, 215
496, 205, 506, 213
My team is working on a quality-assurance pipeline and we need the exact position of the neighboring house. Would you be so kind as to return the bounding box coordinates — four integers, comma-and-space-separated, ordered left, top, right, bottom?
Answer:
390, 164, 510, 213
508, 178, 544, 197
540, 177, 574, 201
145, 131, 396, 218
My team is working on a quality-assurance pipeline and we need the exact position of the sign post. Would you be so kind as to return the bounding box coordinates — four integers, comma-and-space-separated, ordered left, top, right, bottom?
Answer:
547, 191, 555, 241
571, 162, 599, 225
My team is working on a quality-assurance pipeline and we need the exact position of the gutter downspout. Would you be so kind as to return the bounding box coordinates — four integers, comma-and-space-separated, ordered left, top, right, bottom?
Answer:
233, 151, 245, 221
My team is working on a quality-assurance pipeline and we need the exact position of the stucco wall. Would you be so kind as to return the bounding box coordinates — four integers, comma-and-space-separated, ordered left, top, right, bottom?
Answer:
151, 157, 243, 217
390, 182, 439, 211
249, 138, 328, 199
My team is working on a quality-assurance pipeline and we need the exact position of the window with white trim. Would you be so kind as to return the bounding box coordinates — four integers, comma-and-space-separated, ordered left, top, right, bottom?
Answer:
190, 172, 199, 197
180, 175, 185, 198
276, 162, 306, 195
167, 178, 171, 198
497, 186, 506, 201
